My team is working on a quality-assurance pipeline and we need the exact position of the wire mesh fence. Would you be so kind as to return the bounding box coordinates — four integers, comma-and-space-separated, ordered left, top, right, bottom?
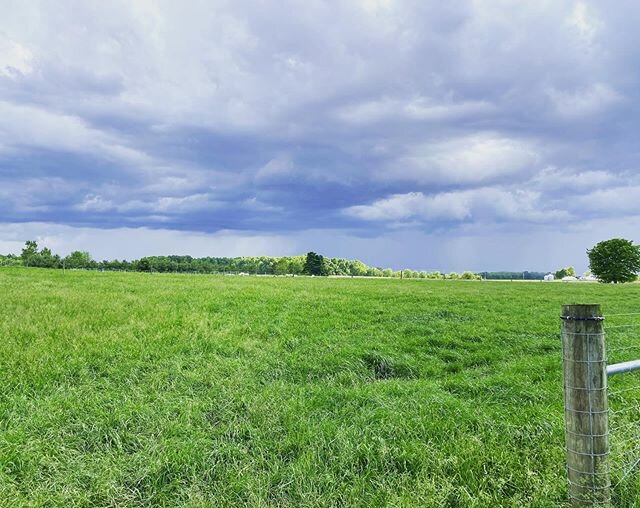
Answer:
604, 313, 640, 504
561, 306, 640, 506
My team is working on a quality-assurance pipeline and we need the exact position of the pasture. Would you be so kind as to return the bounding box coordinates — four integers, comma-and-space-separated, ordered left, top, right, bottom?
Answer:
1, 268, 639, 507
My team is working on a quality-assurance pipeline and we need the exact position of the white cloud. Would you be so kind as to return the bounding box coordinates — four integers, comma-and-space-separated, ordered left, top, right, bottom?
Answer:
346, 192, 468, 221
0, 100, 152, 165
574, 185, 640, 214
255, 155, 296, 182
242, 197, 283, 212
546, 83, 621, 118
0, 100, 218, 192
0, 36, 33, 77
336, 96, 493, 125
359, 0, 396, 15
345, 188, 568, 223
567, 1, 601, 44
381, 134, 539, 184
75, 194, 115, 212
529, 167, 618, 191
76, 193, 220, 214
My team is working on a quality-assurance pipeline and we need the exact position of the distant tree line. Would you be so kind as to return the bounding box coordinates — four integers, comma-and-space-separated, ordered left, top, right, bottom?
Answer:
0, 253, 22, 267
1, 242, 488, 280
8, 238, 640, 283
480, 271, 547, 280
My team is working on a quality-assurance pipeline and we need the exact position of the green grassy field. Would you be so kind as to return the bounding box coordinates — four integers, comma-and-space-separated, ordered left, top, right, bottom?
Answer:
1, 268, 640, 507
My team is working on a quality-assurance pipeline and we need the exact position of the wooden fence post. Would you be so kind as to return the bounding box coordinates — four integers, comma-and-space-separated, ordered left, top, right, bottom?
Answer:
561, 304, 610, 506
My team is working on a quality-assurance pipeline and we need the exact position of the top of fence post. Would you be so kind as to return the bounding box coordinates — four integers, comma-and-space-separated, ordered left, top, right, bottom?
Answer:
561, 304, 603, 320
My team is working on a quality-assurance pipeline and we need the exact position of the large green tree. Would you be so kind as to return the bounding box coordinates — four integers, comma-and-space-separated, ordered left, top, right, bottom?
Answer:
587, 238, 640, 283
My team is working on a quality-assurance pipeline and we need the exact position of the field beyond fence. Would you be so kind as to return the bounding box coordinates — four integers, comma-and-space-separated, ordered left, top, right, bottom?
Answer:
1, 268, 640, 507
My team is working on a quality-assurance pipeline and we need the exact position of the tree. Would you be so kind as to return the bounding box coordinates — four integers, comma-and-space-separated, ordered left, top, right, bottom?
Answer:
137, 258, 151, 272
554, 266, 576, 279
588, 238, 640, 283
21, 240, 39, 266
274, 258, 290, 275
64, 251, 93, 269
288, 257, 305, 275
37, 247, 61, 268
349, 260, 368, 277
303, 252, 328, 276
0, 254, 22, 267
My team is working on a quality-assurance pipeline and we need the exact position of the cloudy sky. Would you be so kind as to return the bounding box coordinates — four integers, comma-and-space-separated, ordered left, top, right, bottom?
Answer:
1, 0, 639, 271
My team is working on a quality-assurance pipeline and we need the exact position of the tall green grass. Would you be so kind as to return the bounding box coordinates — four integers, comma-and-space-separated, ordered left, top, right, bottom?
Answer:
1, 268, 639, 506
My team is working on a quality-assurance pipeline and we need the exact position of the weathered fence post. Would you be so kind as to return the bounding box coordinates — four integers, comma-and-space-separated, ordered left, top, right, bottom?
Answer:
561, 304, 610, 506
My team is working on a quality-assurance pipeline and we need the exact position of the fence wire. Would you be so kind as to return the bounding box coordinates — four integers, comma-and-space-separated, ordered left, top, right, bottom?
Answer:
604, 313, 640, 501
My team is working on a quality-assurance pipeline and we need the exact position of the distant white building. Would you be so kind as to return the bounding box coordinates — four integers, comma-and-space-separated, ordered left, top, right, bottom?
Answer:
580, 274, 598, 282
562, 276, 579, 282
544, 273, 555, 281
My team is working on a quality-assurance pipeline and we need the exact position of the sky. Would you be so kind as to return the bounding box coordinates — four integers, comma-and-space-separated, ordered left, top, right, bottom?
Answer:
1, 0, 639, 272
